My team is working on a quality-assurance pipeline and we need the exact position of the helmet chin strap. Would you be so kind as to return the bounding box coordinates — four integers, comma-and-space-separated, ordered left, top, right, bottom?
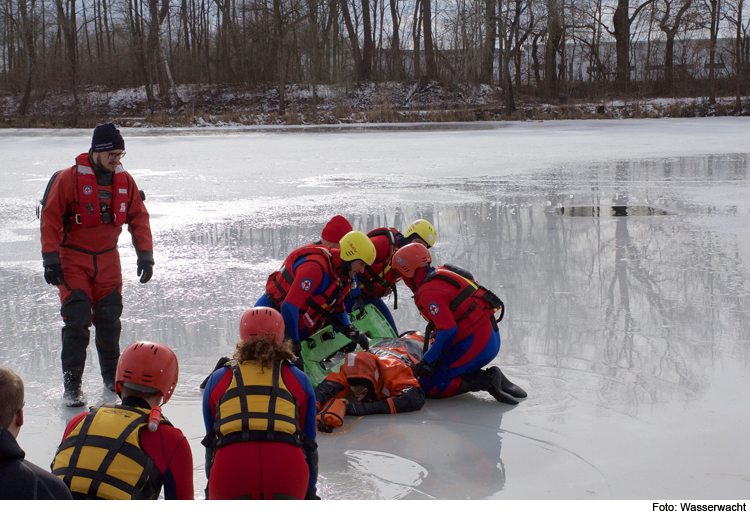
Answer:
341, 260, 353, 277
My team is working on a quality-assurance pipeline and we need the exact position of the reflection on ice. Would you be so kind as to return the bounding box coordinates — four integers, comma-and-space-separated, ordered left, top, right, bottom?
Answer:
340, 449, 428, 499
1, 123, 749, 499
558, 205, 671, 216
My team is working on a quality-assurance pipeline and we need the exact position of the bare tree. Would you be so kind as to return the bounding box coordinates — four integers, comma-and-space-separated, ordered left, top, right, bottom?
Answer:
657, 0, 693, 88
499, 0, 536, 113
701, 0, 721, 103
723, 0, 746, 112
55, 0, 79, 111
545, 0, 562, 95
421, 0, 437, 78
483, 0, 497, 83
16, 0, 37, 115
612, 0, 658, 88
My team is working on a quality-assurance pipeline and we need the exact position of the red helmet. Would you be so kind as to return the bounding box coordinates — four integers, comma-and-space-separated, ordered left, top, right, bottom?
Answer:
240, 307, 285, 345
115, 342, 179, 404
392, 243, 432, 278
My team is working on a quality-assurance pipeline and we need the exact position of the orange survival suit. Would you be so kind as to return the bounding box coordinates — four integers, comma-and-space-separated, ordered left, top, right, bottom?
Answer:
314, 334, 426, 417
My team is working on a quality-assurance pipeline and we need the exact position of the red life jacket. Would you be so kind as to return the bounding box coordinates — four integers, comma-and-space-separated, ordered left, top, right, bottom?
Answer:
359, 227, 402, 298
415, 267, 504, 340
265, 245, 351, 331
75, 153, 128, 227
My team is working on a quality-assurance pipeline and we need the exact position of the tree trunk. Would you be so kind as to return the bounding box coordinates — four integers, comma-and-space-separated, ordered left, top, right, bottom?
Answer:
340, 0, 363, 81
273, 0, 285, 114
422, 0, 437, 78
659, 0, 692, 92
545, 0, 562, 96
734, 0, 744, 113
388, 0, 404, 79
361, 0, 373, 80
483, 0, 496, 83
55, 0, 79, 113
18, 0, 37, 116
613, 0, 630, 87
707, 0, 721, 104
413, 0, 422, 78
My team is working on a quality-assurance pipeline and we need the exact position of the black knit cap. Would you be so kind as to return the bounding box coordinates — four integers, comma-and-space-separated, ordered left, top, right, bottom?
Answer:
91, 123, 125, 152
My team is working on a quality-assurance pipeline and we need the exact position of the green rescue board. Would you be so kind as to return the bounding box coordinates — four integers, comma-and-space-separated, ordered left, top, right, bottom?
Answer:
301, 305, 397, 387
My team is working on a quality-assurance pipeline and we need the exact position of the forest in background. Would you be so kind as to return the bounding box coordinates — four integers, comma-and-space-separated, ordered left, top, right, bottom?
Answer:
0, 0, 748, 126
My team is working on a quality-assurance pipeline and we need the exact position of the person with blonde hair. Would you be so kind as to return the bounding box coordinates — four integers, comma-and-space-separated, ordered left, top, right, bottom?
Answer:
202, 307, 319, 499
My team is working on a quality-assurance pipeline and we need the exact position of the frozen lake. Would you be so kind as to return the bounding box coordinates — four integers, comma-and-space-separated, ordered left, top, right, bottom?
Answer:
1, 118, 749, 500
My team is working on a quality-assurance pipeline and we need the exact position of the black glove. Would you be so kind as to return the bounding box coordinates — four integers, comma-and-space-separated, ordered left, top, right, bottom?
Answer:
44, 264, 64, 286
413, 360, 435, 378
352, 329, 370, 350
339, 324, 369, 350
199, 357, 231, 389
352, 295, 366, 317
137, 260, 153, 283
290, 340, 305, 370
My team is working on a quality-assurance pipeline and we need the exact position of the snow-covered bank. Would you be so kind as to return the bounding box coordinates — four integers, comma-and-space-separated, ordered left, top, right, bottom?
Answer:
1, 82, 748, 128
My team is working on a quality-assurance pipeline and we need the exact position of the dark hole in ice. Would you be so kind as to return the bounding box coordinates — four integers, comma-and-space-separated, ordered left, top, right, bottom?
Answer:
557, 205, 671, 217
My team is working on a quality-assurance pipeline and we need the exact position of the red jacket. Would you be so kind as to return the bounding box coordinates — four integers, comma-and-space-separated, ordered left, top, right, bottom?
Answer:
40, 153, 152, 257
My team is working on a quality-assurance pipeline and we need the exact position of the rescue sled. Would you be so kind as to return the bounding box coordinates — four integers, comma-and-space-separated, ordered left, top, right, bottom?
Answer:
301, 305, 398, 387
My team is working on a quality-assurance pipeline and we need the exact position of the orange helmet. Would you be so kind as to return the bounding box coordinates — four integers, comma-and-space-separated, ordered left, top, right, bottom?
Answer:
115, 342, 179, 404
392, 243, 432, 278
240, 307, 285, 345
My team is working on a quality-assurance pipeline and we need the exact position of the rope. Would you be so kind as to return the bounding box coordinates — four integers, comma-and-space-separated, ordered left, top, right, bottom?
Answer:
320, 416, 366, 435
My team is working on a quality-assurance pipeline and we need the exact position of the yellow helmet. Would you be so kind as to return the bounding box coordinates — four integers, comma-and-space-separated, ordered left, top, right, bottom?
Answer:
339, 231, 377, 266
404, 219, 437, 248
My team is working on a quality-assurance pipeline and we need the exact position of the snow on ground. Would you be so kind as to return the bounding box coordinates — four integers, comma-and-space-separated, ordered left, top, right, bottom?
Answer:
1, 119, 749, 511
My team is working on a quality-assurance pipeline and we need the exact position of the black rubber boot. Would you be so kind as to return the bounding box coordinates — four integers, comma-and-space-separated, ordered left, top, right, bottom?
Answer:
63, 386, 86, 407
93, 289, 123, 391
454, 370, 492, 395
456, 370, 519, 405
485, 367, 520, 405
61, 291, 92, 403
497, 368, 528, 398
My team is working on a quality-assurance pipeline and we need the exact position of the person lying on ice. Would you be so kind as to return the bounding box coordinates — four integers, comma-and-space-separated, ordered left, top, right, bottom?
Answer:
391, 243, 528, 405
314, 333, 427, 431
344, 219, 438, 334
256, 231, 376, 367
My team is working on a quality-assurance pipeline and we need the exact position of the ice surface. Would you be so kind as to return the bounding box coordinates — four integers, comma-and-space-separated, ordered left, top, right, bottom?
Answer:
1, 118, 749, 500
